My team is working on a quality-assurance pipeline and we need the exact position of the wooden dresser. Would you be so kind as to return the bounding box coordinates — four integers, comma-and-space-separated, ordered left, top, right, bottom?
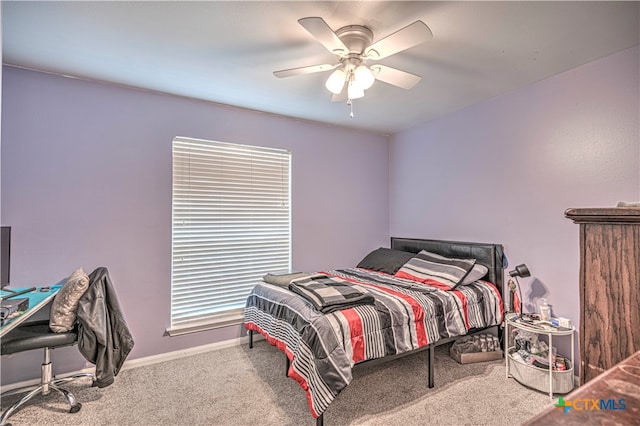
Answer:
565, 207, 640, 385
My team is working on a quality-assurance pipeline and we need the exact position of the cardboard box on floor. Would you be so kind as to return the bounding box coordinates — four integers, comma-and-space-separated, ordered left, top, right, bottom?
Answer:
450, 342, 503, 364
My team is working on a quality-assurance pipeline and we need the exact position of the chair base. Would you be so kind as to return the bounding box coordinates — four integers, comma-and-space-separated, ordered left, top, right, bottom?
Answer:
1, 360, 95, 426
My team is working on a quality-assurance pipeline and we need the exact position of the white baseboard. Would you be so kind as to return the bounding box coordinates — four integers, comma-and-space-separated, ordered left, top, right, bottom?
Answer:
121, 332, 263, 371
1, 332, 263, 392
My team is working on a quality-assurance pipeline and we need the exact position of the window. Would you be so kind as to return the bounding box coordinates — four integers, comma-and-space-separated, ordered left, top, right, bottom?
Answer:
170, 136, 291, 335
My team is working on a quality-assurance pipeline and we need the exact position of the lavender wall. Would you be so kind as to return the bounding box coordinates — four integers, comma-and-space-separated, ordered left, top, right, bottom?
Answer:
0, 67, 389, 384
389, 46, 640, 365
2, 46, 638, 385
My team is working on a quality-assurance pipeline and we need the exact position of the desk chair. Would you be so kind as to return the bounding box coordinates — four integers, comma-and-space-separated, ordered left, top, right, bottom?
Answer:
0, 312, 95, 425
0, 321, 95, 425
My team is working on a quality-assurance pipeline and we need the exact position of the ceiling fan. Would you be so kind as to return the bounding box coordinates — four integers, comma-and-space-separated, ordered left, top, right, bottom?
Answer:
274, 17, 433, 113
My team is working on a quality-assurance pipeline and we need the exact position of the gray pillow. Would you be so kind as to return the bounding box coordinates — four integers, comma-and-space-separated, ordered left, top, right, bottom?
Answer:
356, 247, 416, 275
49, 267, 90, 333
394, 250, 476, 290
460, 264, 489, 285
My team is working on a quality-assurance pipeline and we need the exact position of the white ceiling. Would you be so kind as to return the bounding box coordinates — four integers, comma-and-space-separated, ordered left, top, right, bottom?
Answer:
3, 1, 639, 134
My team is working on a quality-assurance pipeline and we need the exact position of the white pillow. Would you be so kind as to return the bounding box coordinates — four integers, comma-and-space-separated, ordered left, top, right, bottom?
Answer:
49, 267, 90, 332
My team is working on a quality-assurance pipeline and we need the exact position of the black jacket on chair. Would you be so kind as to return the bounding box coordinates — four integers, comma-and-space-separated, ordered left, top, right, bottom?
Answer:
76, 267, 134, 388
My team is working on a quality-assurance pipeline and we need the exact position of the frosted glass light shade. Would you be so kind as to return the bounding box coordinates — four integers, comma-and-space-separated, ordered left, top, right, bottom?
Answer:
353, 65, 375, 90
325, 68, 346, 94
347, 80, 365, 99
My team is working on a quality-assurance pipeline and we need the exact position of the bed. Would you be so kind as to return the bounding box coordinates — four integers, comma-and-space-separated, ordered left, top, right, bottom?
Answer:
244, 238, 506, 425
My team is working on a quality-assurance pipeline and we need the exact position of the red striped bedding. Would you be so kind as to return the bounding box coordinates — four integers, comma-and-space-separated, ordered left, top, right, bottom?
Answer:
244, 267, 503, 418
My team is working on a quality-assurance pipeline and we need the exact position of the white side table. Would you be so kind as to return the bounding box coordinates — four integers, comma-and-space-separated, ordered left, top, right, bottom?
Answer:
505, 313, 575, 400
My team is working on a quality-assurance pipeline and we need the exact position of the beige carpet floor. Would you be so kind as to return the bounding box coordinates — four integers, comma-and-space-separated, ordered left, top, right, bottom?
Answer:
1, 341, 553, 425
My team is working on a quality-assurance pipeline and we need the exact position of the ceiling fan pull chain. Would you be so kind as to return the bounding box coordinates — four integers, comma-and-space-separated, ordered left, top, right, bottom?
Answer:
347, 99, 354, 118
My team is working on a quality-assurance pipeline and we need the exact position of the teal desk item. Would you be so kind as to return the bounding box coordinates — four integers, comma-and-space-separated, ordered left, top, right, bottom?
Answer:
0, 284, 62, 338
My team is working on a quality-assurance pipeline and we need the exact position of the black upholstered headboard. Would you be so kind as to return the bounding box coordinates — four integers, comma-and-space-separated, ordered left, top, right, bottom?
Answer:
391, 237, 505, 293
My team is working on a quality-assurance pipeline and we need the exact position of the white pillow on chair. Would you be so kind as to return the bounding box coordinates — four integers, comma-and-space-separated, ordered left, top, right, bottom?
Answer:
49, 267, 90, 333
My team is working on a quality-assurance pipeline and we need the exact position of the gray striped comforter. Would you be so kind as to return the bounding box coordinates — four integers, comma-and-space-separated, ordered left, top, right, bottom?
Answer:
244, 268, 503, 418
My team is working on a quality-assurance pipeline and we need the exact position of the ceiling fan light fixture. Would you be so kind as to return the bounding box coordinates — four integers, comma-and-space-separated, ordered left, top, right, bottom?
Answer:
325, 67, 347, 94
353, 65, 375, 90
347, 80, 365, 100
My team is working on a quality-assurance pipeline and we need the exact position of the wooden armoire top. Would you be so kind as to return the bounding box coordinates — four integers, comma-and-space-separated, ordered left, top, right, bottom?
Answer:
565, 207, 640, 223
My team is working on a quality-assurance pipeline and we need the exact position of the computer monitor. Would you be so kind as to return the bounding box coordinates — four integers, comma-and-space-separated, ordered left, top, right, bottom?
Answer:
1, 226, 10, 288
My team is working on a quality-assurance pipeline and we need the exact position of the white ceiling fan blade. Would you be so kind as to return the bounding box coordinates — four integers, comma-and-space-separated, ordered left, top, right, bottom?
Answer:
371, 65, 422, 89
365, 21, 433, 60
273, 63, 338, 78
298, 17, 349, 57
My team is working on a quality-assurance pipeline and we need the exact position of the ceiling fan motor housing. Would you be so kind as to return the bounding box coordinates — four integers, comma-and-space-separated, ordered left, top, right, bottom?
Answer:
335, 25, 374, 55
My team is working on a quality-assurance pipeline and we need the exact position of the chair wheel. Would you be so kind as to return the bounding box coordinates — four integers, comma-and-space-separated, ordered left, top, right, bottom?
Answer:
69, 403, 82, 414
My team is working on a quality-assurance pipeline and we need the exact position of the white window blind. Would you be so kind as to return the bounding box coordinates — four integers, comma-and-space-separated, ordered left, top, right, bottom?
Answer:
170, 136, 291, 334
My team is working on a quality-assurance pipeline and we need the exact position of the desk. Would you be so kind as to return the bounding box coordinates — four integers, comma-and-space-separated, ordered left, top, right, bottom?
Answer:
0, 286, 61, 338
